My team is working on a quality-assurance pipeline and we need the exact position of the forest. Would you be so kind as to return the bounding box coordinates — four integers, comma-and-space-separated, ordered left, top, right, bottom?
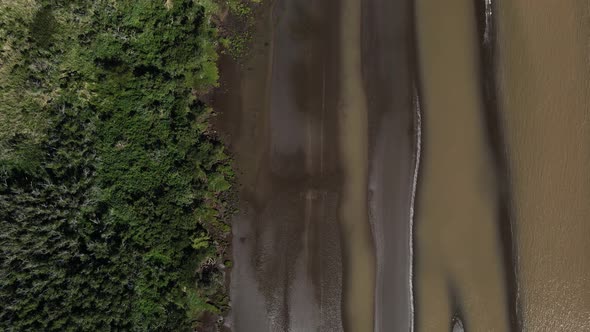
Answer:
0, 0, 235, 330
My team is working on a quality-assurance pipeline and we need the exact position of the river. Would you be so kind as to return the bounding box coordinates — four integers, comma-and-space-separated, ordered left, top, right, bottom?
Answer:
497, 0, 590, 330
413, 0, 511, 330
213, 0, 590, 331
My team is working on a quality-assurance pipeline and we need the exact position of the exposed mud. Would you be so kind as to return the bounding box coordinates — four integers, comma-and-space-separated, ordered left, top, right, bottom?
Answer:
361, 0, 416, 331
213, 0, 417, 330
214, 0, 346, 330
210, 0, 590, 331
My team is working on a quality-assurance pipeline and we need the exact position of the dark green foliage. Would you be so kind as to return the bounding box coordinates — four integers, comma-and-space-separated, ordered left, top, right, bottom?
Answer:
0, 1, 232, 330
30, 7, 57, 49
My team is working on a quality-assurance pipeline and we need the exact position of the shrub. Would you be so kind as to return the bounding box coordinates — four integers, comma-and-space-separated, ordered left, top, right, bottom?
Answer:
0, 1, 233, 330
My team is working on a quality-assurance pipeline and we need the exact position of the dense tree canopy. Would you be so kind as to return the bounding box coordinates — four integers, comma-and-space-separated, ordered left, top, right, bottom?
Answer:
0, 1, 233, 330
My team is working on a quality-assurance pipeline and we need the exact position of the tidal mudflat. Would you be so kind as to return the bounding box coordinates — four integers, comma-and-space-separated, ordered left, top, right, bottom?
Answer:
214, 0, 590, 331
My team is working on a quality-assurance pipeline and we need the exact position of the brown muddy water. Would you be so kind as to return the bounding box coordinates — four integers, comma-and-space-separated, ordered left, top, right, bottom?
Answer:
497, 0, 590, 331
414, 0, 511, 331
213, 0, 590, 331
338, 0, 375, 329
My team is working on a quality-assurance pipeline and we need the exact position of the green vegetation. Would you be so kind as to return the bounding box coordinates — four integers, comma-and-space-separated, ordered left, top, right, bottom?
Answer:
219, 0, 262, 58
0, 0, 234, 330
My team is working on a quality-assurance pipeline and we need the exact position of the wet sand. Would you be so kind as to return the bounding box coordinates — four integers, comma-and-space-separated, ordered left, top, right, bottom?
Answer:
214, 0, 417, 330
496, 1, 590, 330
361, 0, 416, 331
213, 0, 590, 331
215, 0, 590, 330
215, 0, 346, 330
414, 0, 511, 330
